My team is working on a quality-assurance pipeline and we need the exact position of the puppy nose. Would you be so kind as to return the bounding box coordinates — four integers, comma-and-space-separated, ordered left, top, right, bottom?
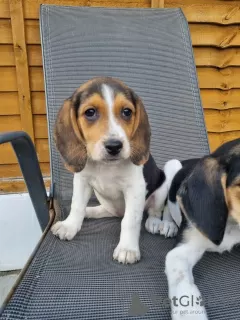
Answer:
105, 139, 123, 155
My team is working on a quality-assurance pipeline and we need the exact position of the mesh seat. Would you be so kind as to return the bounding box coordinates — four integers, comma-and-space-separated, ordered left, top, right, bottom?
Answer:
2, 6, 240, 320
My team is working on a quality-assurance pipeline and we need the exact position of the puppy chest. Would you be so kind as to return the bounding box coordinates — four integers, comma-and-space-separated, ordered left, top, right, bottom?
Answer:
90, 176, 123, 200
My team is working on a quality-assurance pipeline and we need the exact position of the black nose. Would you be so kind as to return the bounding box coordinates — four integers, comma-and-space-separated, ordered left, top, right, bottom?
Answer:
105, 139, 123, 156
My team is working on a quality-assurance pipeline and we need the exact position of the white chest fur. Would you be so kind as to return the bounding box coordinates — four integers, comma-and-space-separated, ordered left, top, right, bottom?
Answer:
81, 159, 146, 214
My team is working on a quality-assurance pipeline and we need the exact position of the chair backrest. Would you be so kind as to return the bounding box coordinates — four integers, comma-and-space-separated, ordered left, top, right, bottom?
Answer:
40, 5, 209, 218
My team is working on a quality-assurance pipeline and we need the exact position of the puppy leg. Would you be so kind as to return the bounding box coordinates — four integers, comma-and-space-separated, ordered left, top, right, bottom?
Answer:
85, 205, 115, 219
113, 177, 146, 264
165, 228, 208, 320
52, 173, 92, 240
168, 198, 182, 228
158, 205, 178, 238
145, 181, 168, 234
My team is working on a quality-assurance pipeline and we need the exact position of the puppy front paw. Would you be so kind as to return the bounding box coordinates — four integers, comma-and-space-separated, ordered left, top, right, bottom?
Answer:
113, 244, 140, 264
51, 221, 79, 240
159, 220, 178, 238
145, 216, 162, 234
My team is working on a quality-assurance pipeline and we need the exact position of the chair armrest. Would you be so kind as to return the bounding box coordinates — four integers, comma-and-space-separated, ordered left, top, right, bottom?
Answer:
0, 131, 49, 231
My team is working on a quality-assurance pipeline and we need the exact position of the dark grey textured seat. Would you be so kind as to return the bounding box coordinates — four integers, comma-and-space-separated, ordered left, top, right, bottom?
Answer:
1, 5, 240, 320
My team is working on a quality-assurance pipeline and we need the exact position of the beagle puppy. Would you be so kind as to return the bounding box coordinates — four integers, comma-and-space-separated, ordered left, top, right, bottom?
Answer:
162, 139, 240, 319
51, 77, 175, 264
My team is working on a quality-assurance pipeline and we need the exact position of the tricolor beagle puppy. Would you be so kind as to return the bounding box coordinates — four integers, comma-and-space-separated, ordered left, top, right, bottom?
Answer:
162, 139, 240, 319
51, 77, 176, 264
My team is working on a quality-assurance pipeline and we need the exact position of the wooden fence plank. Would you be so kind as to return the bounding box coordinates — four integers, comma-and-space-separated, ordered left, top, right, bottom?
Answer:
33, 114, 48, 138
0, 94, 47, 117
197, 67, 240, 90
29, 66, 44, 91
22, 0, 150, 19
166, 2, 240, 25
0, 66, 44, 92
204, 109, 240, 133
0, 19, 13, 44
190, 24, 240, 48
0, 138, 49, 164
166, 0, 240, 7
0, 115, 47, 138
0, 44, 15, 66
201, 89, 240, 110
0, 92, 19, 114
10, 0, 35, 142
25, 19, 40, 44
208, 131, 240, 152
151, 0, 164, 8
32, 91, 46, 114
35, 138, 50, 162
90, 0, 150, 7
0, 66, 17, 91
0, 91, 46, 114
193, 47, 240, 67
0, 177, 50, 194
27, 44, 42, 66
0, 0, 10, 18
0, 114, 21, 131
0, 162, 50, 178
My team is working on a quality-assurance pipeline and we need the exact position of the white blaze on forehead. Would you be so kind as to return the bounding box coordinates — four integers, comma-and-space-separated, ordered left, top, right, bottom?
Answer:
102, 84, 114, 111
101, 83, 131, 158
101, 84, 124, 138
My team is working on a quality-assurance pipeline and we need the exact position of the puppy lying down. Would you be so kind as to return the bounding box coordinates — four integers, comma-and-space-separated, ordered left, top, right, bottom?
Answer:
147, 139, 240, 320
51, 77, 178, 264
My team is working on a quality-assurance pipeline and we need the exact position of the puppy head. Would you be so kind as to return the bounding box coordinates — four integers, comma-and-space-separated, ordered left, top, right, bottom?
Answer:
54, 77, 150, 172
177, 152, 240, 246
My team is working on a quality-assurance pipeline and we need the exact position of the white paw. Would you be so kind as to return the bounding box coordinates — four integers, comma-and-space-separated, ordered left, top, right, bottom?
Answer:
145, 216, 162, 234
113, 244, 140, 264
159, 220, 178, 238
51, 221, 79, 240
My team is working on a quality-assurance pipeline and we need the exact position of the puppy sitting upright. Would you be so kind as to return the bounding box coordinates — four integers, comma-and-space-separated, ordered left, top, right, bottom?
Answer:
51, 77, 167, 264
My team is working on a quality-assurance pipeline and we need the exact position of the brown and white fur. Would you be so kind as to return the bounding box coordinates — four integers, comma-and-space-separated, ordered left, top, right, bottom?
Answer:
158, 139, 240, 319
51, 77, 177, 264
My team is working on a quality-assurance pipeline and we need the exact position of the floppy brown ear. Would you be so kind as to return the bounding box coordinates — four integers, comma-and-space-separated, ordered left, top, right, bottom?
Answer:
130, 94, 151, 165
54, 96, 87, 172
177, 157, 228, 245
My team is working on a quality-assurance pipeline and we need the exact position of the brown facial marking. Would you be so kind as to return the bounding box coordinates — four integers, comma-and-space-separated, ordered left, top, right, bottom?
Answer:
226, 178, 240, 224
78, 93, 109, 156
113, 93, 136, 140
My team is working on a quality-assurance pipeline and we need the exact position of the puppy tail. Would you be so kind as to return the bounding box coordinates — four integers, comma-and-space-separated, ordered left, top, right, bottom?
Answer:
145, 159, 182, 218
164, 159, 182, 190
164, 159, 183, 227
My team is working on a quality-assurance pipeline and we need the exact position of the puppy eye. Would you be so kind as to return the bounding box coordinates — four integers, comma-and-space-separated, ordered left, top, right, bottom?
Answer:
121, 108, 132, 119
84, 108, 97, 120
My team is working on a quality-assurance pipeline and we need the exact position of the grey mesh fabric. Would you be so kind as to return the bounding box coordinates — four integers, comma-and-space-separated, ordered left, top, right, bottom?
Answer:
2, 5, 240, 320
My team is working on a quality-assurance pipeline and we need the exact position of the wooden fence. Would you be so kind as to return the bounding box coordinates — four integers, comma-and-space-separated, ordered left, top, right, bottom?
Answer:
0, 0, 240, 192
